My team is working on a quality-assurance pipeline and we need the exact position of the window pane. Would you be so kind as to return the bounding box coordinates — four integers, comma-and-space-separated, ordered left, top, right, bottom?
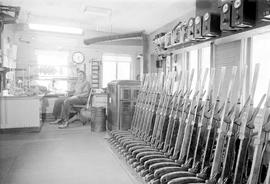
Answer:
103, 61, 116, 87
38, 66, 69, 78
35, 80, 50, 89
117, 56, 132, 62
252, 33, 270, 106
102, 53, 132, 87
35, 50, 69, 92
102, 54, 132, 62
35, 79, 67, 93
54, 80, 68, 92
118, 62, 130, 80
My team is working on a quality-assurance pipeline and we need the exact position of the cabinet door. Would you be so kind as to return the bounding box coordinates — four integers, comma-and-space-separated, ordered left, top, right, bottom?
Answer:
0, 98, 40, 129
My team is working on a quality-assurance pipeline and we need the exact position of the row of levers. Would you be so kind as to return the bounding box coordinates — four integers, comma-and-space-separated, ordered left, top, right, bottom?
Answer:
108, 64, 270, 184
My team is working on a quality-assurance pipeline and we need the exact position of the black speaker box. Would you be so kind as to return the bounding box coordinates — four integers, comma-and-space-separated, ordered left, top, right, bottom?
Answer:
220, 1, 240, 31
202, 12, 221, 37
195, 16, 205, 40
231, 0, 257, 28
257, 0, 270, 21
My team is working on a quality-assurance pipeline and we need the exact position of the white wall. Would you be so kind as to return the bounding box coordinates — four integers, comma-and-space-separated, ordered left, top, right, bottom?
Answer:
148, 8, 196, 73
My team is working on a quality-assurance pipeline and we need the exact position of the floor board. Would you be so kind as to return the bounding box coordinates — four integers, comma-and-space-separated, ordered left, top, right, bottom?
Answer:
0, 122, 140, 184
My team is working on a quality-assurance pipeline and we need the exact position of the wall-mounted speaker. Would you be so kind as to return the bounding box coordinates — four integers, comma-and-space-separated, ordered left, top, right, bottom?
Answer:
174, 26, 181, 44
202, 12, 221, 37
164, 32, 172, 48
220, 1, 240, 31
231, 0, 257, 28
172, 22, 182, 44
171, 27, 179, 45
187, 18, 196, 41
257, 0, 270, 21
195, 16, 205, 40
153, 33, 166, 49
179, 22, 188, 44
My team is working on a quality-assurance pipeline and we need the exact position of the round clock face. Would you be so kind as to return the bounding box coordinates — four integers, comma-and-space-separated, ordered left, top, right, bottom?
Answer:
195, 16, 201, 24
189, 19, 194, 27
234, 0, 241, 9
223, 3, 229, 13
72, 52, 85, 64
204, 13, 210, 21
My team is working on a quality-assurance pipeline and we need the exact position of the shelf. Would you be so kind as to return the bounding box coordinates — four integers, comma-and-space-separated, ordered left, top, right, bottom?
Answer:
0, 67, 10, 72
158, 21, 270, 54
0, 67, 25, 73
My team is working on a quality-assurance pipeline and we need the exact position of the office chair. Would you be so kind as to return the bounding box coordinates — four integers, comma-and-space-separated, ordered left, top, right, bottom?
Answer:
61, 88, 93, 127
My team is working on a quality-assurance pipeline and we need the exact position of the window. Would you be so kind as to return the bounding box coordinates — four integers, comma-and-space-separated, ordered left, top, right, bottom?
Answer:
102, 54, 131, 87
252, 32, 270, 106
35, 50, 70, 93
103, 61, 116, 88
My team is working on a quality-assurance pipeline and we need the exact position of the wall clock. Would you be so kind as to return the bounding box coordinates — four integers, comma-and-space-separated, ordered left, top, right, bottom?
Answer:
72, 52, 85, 64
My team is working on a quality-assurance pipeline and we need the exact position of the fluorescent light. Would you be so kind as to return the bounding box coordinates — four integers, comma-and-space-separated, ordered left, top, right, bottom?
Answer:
28, 23, 83, 34
84, 6, 112, 17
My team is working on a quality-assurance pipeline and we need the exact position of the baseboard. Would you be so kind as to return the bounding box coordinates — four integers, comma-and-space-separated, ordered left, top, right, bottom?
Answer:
0, 126, 42, 134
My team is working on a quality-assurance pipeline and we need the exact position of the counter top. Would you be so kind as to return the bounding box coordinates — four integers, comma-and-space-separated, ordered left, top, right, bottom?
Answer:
0, 95, 43, 100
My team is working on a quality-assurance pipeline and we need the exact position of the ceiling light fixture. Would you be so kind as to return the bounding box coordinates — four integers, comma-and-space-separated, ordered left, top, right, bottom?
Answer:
84, 6, 112, 17
28, 23, 83, 34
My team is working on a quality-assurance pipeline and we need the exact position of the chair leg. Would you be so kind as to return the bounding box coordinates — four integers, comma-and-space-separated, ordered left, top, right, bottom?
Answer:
68, 113, 90, 127
75, 114, 88, 126
68, 114, 79, 124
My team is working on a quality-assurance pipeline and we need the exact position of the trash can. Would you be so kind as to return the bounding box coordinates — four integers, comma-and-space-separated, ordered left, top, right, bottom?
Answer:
92, 107, 106, 132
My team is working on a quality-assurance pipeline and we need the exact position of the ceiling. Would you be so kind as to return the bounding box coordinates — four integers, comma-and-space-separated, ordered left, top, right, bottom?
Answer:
3, 0, 195, 34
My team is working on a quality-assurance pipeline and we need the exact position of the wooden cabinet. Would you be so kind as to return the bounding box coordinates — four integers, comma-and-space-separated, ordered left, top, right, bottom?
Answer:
0, 96, 41, 130
107, 80, 140, 131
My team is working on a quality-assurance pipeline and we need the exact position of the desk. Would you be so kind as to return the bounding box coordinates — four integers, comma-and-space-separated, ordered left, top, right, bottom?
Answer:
0, 96, 41, 131
41, 94, 62, 121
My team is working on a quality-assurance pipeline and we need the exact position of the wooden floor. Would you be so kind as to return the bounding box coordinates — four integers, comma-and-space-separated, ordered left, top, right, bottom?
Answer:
0, 122, 141, 184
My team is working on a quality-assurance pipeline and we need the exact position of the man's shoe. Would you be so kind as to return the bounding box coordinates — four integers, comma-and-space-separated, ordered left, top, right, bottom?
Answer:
58, 122, 69, 129
50, 119, 62, 124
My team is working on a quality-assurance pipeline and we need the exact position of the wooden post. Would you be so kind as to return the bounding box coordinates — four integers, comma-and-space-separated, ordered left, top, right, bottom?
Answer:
142, 33, 150, 74
0, 22, 3, 91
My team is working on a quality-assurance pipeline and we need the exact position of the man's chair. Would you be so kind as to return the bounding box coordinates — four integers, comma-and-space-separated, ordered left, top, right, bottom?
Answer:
67, 88, 93, 126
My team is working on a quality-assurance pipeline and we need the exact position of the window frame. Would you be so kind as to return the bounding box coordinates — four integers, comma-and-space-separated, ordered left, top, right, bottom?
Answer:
102, 53, 132, 87
34, 49, 71, 92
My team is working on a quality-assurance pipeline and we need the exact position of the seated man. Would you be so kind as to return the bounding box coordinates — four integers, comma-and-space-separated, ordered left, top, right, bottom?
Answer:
50, 71, 91, 128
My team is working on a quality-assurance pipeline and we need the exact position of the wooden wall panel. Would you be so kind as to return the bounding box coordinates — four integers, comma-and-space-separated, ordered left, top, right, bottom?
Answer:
213, 40, 241, 102
196, 0, 219, 16
215, 41, 241, 67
